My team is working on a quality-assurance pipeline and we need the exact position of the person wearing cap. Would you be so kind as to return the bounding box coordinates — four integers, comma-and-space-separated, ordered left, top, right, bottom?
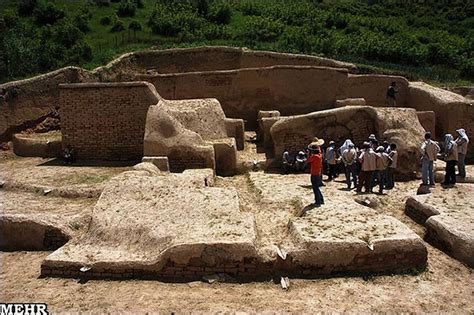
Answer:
326, 141, 337, 180
375, 146, 393, 194
357, 142, 377, 193
307, 138, 325, 207
442, 133, 458, 186
421, 132, 440, 186
294, 150, 307, 172
386, 143, 398, 189
341, 140, 358, 189
455, 128, 469, 178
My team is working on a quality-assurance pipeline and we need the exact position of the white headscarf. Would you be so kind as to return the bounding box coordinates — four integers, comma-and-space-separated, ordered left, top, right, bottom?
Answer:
456, 128, 469, 141
444, 134, 454, 152
339, 139, 354, 155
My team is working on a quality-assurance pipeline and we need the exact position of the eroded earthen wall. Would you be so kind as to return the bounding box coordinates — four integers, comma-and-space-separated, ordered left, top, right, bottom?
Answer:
60, 82, 160, 160
0, 67, 95, 141
138, 67, 409, 130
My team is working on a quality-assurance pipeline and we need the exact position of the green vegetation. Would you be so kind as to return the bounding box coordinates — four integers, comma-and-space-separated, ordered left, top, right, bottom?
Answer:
1, 0, 473, 86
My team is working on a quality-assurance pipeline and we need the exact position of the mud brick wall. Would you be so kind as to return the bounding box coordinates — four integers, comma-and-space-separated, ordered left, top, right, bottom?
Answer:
167, 152, 212, 173
60, 82, 160, 160
0, 67, 96, 141
41, 247, 426, 281
138, 67, 409, 130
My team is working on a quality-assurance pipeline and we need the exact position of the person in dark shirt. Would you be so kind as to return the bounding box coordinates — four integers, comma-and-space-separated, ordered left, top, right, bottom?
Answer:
386, 81, 397, 107
63, 145, 75, 164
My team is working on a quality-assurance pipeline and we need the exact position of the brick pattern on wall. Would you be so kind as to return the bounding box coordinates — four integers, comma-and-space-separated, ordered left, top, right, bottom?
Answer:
41, 248, 425, 280
60, 84, 158, 160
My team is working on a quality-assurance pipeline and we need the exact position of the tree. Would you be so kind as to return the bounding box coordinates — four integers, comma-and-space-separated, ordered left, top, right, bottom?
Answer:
129, 20, 142, 40
33, 2, 65, 26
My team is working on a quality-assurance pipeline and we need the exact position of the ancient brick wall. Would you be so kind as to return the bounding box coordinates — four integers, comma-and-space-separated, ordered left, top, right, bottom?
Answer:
60, 82, 160, 160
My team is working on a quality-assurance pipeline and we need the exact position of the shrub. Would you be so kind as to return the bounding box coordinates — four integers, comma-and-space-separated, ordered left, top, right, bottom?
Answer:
129, 20, 142, 31
117, 0, 136, 17
148, 4, 204, 37
133, 0, 144, 9
93, 0, 111, 7
33, 2, 65, 26
74, 14, 90, 33
110, 19, 125, 32
239, 16, 284, 42
278, 27, 314, 54
2, 12, 19, 28
196, 0, 209, 17
18, 0, 38, 16
203, 24, 231, 40
100, 16, 112, 25
207, 1, 232, 25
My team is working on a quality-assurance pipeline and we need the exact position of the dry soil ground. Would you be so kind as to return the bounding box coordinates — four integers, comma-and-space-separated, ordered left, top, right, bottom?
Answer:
1, 148, 473, 313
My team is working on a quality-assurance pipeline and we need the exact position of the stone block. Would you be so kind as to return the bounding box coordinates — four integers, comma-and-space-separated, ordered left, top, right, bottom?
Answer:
209, 138, 237, 176
141, 156, 170, 171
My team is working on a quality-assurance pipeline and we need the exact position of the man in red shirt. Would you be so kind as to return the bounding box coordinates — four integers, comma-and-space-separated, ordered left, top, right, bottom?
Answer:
307, 138, 325, 207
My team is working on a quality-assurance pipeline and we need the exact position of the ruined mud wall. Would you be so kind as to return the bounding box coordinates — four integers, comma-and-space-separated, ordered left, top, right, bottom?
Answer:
60, 82, 160, 160
138, 66, 408, 129
0, 67, 96, 142
407, 82, 474, 162
270, 106, 425, 177
94, 46, 356, 79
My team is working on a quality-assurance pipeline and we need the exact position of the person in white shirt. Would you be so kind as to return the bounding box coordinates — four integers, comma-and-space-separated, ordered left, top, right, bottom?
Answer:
357, 142, 377, 193
455, 128, 469, 178
326, 141, 337, 180
375, 146, 393, 194
386, 143, 398, 189
341, 140, 358, 189
421, 132, 440, 186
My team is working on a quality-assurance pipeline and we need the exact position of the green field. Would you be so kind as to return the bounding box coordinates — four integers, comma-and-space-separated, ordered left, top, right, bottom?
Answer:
1, 0, 473, 87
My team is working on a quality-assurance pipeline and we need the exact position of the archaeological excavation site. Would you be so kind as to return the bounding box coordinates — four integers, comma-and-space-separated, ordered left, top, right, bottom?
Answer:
1, 46, 473, 312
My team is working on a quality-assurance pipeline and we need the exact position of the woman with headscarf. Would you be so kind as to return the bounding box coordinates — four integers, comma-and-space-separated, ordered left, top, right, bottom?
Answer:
455, 128, 469, 178
443, 134, 458, 186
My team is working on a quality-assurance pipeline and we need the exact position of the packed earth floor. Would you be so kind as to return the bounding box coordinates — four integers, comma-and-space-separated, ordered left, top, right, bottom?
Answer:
0, 134, 473, 313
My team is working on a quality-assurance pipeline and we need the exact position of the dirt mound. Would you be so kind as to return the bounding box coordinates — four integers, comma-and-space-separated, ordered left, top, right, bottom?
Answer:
41, 166, 258, 279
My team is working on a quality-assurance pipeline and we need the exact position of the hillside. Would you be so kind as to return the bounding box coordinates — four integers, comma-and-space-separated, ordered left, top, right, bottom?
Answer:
1, 0, 473, 86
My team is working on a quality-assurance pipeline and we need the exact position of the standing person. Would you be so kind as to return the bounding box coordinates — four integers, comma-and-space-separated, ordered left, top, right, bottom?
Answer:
342, 140, 358, 189
455, 128, 469, 178
294, 150, 307, 172
387, 81, 397, 107
420, 132, 440, 186
326, 141, 337, 180
368, 134, 378, 150
375, 146, 392, 194
442, 134, 458, 187
386, 143, 398, 189
307, 138, 325, 207
282, 148, 293, 174
357, 142, 377, 193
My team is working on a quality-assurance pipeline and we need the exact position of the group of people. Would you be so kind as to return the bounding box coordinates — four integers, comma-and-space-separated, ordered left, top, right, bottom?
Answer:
289, 127, 469, 207
288, 134, 398, 207
420, 128, 469, 187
